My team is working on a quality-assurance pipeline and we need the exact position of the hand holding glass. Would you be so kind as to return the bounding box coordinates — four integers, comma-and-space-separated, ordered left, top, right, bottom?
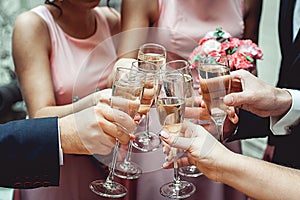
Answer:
157, 70, 196, 199
198, 56, 231, 142
89, 67, 144, 198
163, 60, 202, 177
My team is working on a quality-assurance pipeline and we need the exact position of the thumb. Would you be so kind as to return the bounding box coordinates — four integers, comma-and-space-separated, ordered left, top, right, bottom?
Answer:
159, 131, 194, 151
223, 92, 249, 107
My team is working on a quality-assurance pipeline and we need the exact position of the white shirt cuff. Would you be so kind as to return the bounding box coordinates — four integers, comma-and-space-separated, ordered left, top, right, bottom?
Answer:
57, 122, 64, 165
270, 89, 300, 135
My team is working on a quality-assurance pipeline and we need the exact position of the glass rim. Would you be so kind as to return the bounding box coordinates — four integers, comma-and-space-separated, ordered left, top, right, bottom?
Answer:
163, 70, 185, 80
198, 55, 230, 68
163, 59, 190, 67
162, 59, 191, 74
131, 60, 161, 74
138, 42, 167, 51
114, 67, 145, 82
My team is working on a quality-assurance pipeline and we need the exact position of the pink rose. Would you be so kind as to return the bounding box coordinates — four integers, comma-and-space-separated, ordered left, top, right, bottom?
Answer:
189, 28, 263, 71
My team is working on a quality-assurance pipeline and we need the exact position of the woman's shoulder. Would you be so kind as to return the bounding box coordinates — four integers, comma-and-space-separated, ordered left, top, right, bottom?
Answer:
95, 6, 120, 35
14, 7, 48, 35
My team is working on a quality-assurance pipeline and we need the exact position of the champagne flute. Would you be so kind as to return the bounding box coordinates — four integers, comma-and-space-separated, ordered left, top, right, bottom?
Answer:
164, 60, 202, 178
157, 70, 196, 199
138, 43, 166, 66
198, 56, 231, 142
110, 67, 145, 180
133, 43, 166, 152
131, 60, 162, 152
89, 67, 144, 197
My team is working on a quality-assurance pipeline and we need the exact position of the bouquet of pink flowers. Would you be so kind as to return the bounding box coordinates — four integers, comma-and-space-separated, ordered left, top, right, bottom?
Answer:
188, 28, 263, 71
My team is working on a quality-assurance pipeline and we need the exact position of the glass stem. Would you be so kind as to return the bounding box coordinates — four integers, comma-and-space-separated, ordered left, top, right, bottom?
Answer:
172, 148, 181, 188
124, 140, 133, 164
105, 140, 119, 186
144, 111, 150, 138
216, 121, 225, 143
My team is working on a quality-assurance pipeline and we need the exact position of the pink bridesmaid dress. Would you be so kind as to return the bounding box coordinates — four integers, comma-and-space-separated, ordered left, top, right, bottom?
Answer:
19, 5, 117, 200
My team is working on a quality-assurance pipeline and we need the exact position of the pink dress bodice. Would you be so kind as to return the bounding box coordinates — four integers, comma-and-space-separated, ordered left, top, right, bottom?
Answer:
150, 0, 244, 60
32, 5, 117, 105
20, 5, 117, 200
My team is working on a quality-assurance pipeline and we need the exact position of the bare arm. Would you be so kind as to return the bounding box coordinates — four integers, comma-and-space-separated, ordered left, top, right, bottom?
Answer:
117, 0, 159, 58
100, 6, 121, 36
243, 0, 263, 43
12, 11, 63, 118
243, 0, 263, 75
107, 0, 159, 86
219, 151, 300, 200
13, 12, 108, 118
161, 122, 300, 200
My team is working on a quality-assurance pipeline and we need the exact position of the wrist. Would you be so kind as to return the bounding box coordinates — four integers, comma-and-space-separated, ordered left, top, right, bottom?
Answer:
59, 115, 89, 155
272, 88, 292, 117
200, 141, 233, 182
58, 116, 72, 154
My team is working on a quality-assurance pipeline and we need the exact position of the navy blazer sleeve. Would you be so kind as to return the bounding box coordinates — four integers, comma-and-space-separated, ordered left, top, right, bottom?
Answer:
0, 117, 60, 188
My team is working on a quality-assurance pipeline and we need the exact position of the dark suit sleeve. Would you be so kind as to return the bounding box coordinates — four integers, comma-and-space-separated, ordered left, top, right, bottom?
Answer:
227, 109, 272, 141
0, 117, 60, 188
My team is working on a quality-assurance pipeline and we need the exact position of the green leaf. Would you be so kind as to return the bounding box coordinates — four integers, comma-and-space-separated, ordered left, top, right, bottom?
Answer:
227, 47, 238, 54
213, 27, 226, 42
193, 55, 200, 62
240, 53, 254, 62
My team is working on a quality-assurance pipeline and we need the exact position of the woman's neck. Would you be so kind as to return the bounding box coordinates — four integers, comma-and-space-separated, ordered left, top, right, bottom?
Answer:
47, 4, 97, 39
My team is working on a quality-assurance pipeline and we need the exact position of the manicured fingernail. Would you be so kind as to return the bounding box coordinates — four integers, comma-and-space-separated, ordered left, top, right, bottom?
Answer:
159, 130, 169, 139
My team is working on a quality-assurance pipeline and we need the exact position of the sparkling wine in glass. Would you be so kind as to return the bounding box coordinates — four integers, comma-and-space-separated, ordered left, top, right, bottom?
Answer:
157, 70, 196, 199
131, 60, 162, 152
138, 43, 166, 66
198, 56, 231, 142
89, 67, 144, 197
132, 43, 166, 152
164, 60, 203, 178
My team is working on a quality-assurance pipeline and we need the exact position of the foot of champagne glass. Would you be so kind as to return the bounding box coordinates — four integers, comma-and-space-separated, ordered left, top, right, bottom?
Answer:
113, 160, 142, 180
160, 148, 196, 199
132, 131, 161, 152
113, 140, 142, 180
160, 180, 196, 199
89, 179, 127, 198
179, 165, 203, 177
89, 140, 127, 198
133, 110, 161, 152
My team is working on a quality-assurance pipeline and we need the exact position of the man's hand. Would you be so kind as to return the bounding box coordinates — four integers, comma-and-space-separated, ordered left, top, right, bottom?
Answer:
224, 70, 292, 118
59, 103, 136, 155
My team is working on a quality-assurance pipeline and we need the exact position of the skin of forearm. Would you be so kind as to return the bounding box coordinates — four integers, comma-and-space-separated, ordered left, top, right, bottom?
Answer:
33, 105, 74, 118
32, 92, 100, 118
218, 152, 300, 200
